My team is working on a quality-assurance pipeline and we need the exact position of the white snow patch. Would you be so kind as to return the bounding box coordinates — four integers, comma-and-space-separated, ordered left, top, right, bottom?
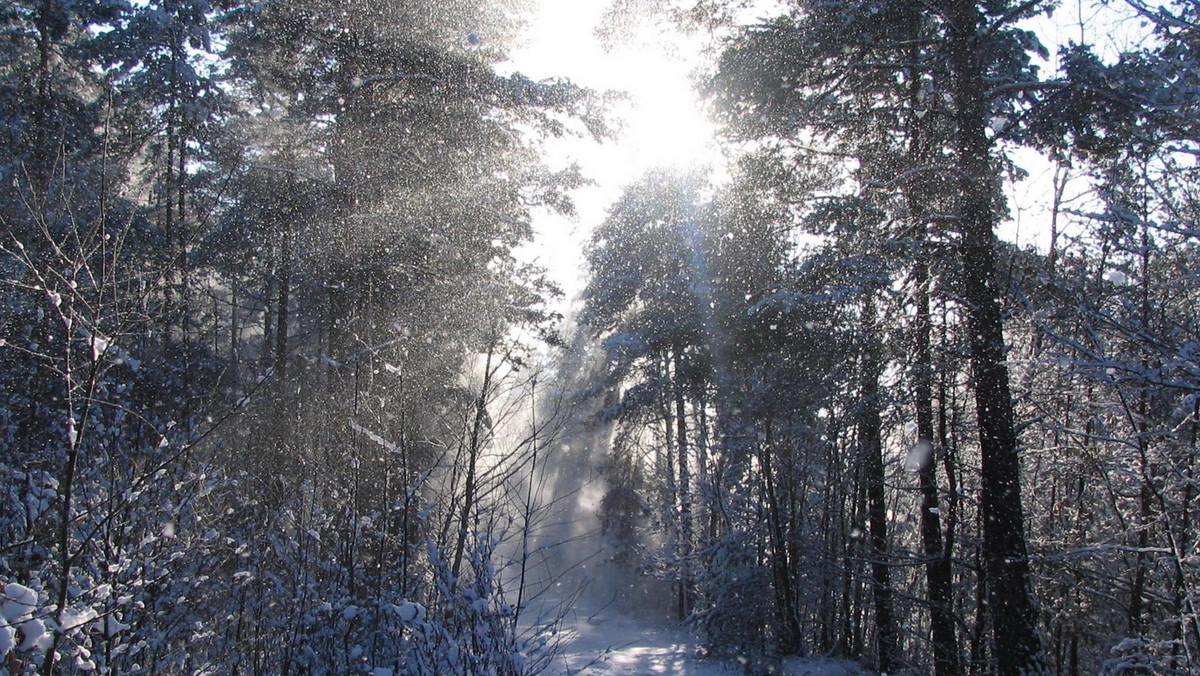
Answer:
2, 583, 38, 623
904, 440, 934, 473
534, 593, 877, 675
395, 602, 424, 623
1105, 269, 1129, 285
17, 618, 45, 651
106, 613, 130, 637
60, 606, 99, 633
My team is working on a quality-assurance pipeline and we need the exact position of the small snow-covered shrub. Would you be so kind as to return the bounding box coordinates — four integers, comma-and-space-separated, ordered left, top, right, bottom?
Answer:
1100, 636, 1187, 675
365, 541, 553, 676
693, 530, 776, 661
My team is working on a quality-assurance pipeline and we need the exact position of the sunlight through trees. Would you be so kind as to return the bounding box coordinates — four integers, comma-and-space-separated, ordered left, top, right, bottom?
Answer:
2, 1, 1199, 675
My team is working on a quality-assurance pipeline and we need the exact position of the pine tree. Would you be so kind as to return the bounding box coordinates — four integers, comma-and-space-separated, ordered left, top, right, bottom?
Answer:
706, 0, 1062, 671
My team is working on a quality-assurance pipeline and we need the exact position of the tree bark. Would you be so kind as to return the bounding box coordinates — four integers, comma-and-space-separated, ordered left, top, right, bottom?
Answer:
943, 1, 1046, 673
761, 419, 803, 654
674, 347, 693, 619
860, 295, 900, 673
915, 261, 962, 676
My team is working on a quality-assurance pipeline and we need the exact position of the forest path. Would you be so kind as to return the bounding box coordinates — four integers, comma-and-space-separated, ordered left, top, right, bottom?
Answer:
549, 595, 714, 674
534, 591, 876, 676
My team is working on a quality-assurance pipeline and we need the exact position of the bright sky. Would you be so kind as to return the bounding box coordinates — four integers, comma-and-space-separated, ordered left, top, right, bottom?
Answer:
505, 1, 1153, 303
1002, 2, 1148, 249
504, 0, 719, 301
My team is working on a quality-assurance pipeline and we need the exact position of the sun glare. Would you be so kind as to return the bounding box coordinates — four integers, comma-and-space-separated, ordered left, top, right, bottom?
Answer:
506, 1, 718, 174
506, 1, 720, 301
613, 49, 718, 172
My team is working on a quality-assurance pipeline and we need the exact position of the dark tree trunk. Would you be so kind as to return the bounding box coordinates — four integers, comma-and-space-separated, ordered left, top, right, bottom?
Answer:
943, 1, 1046, 673
762, 419, 803, 654
905, 49, 961, 667
915, 262, 962, 676
674, 348, 693, 619
860, 295, 900, 673
451, 343, 495, 584
1129, 220, 1154, 633
274, 233, 290, 378
28, 0, 61, 195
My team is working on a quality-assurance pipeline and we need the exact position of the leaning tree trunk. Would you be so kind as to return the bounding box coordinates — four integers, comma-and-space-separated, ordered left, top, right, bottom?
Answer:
451, 342, 496, 584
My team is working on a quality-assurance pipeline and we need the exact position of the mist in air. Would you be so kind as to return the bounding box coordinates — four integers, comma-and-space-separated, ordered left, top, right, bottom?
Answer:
0, 1, 1195, 675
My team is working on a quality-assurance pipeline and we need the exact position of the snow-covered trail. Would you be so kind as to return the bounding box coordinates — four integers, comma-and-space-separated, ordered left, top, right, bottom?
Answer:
548, 596, 713, 674
530, 592, 876, 676
514, 350, 877, 676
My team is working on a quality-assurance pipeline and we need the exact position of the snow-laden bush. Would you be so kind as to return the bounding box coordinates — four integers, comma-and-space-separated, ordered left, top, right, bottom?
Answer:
379, 540, 553, 676
1100, 636, 1189, 675
692, 530, 776, 661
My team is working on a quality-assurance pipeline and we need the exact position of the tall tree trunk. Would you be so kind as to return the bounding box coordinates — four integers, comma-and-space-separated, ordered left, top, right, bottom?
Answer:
176, 79, 191, 352
860, 295, 899, 673
1178, 399, 1199, 659
762, 418, 803, 653
513, 376, 538, 628
674, 347, 692, 619
275, 232, 291, 378
915, 261, 961, 676
451, 343, 495, 584
905, 44, 961, 666
29, 0, 60, 195
943, 1, 1046, 672
1128, 214, 1154, 633
850, 458, 868, 658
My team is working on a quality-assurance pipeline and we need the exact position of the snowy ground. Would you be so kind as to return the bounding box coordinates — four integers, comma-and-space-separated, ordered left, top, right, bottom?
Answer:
515, 468, 876, 676
534, 592, 876, 676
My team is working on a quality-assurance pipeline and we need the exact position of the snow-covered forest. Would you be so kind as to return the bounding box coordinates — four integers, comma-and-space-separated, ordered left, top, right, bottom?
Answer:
1, 0, 1199, 674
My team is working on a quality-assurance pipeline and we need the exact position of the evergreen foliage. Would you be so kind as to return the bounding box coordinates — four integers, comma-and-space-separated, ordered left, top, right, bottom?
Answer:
2, 0, 1199, 674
